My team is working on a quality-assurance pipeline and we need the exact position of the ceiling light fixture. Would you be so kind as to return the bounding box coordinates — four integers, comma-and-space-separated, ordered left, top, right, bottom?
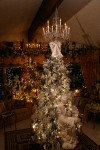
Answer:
43, 8, 70, 43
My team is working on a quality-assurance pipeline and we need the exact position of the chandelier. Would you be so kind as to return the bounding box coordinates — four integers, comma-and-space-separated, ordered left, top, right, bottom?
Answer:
43, 8, 70, 43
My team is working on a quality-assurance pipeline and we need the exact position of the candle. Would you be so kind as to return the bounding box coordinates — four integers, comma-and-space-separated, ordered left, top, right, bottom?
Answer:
47, 20, 49, 32
43, 27, 45, 35
60, 18, 61, 27
26, 43, 28, 48
52, 26, 53, 32
48, 26, 49, 32
68, 27, 70, 34
64, 23, 67, 29
47, 20, 49, 26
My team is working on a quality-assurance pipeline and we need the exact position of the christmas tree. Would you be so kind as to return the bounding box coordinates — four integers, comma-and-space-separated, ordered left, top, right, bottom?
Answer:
13, 59, 41, 103
31, 41, 81, 149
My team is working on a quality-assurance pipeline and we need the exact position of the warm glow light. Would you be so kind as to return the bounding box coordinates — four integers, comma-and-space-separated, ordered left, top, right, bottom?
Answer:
75, 89, 79, 93
74, 89, 80, 96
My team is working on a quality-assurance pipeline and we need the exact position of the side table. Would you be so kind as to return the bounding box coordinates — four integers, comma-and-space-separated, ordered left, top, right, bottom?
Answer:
1, 111, 16, 132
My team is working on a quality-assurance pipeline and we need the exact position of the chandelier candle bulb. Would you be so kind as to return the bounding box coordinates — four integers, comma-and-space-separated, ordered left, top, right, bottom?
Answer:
47, 20, 49, 26
47, 20, 49, 32
60, 18, 61, 27
68, 27, 70, 34
43, 27, 45, 35
64, 23, 67, 29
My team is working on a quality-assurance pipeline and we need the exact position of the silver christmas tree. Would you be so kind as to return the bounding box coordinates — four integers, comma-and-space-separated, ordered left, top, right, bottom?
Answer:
31, 41, 81, 149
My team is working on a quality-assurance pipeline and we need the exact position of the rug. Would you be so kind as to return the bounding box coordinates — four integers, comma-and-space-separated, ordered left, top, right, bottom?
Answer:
5, 128, 82, 150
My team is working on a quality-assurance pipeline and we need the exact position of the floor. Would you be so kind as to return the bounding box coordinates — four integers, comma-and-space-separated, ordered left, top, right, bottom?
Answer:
82, 121, 100, 145
0, 118, 31, 150
0, 118, 100, 150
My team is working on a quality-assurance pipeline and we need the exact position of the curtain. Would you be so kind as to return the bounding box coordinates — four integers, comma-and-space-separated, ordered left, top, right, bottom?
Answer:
79, 50, 100, 93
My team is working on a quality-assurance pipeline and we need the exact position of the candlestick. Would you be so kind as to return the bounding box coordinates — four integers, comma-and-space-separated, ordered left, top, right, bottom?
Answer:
47, 20, 49, 26
43, 27, 45, 35
52, 26, 53, 32
60, 18, 61, 27
64, 23, 67, 30
68, 27, 70, 34
47, 20, 49, 32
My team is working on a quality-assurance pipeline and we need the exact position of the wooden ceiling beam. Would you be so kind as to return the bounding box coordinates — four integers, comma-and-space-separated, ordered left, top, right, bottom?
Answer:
28, 0, 63, 42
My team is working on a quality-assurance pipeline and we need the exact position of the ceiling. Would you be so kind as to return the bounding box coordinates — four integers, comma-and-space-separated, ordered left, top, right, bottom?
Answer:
0, 0, 43, 41
0, 0, 100, 47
